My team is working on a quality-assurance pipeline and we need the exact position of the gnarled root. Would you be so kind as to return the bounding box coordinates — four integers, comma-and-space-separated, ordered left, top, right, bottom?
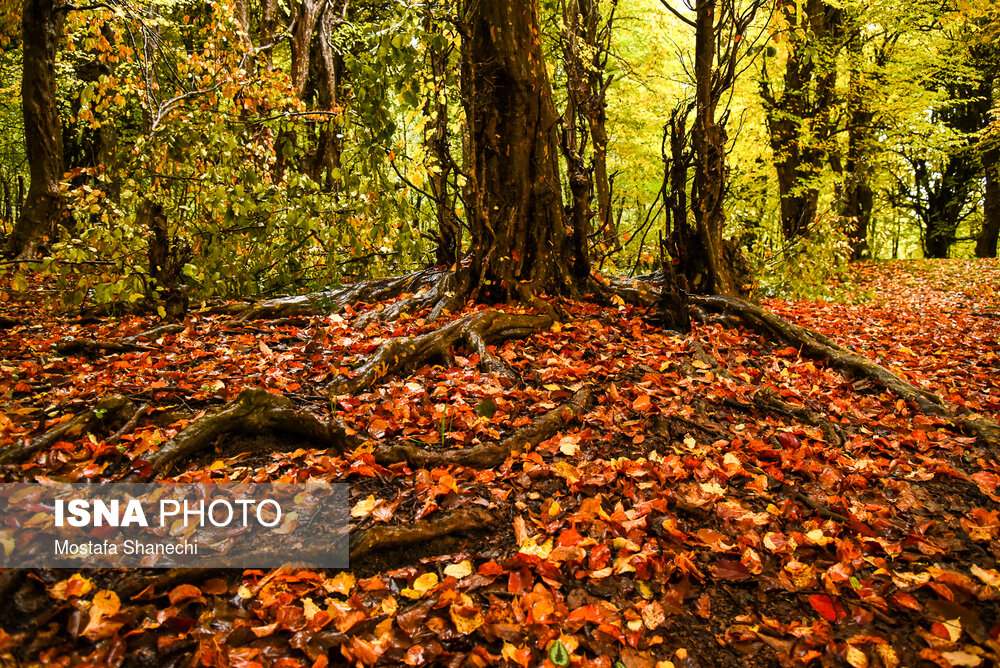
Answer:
235, 270, 445, 321
691, 294, 1000, 449
349, 507, 497, 562
354, 271, 462, 328
330, 310, 553, 395
375, 388, 593, 469
691, 295, 944, 412
127, 389, 357, 480
55, 324, 185, 357
0, 395, 138, 465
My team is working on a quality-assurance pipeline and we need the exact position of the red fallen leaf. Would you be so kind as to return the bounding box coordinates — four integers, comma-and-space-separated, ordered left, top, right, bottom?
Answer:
130, 459, 152, 478
508, 568, 532, 595
567, 605, 606, 625
776, 432, 799, 449
808, 594, 840, 622
890, 592, 922, 612
168, 584, 204, 605
478, 561, 504, 577
713, 559, 752, 582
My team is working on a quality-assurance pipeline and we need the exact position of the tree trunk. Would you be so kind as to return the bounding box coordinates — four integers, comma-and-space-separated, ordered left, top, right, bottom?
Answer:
460, 0, 575, 301
6, 0, 64, 258
560, 0, 596, 283
424, 8, 460, 267
306, 1, 347, 191
843, 44, 874, 261
977, 144, 999, 258
689, 0, 737, 296
760, 0, 841, 243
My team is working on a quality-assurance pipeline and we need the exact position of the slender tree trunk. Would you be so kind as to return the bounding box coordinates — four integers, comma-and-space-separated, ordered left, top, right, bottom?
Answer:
690, 0, 735, 296
424, 10, 460, 267
307, 1, 346, 191
7, 0, 64, 257
843, 46, 873, 261
560, 0, 595, 282
460, 0, 575, 301
976, 145, 999, 258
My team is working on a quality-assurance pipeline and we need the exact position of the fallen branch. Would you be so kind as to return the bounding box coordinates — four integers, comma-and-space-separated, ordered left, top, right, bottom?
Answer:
375, 388, 593, 469
349, 507, 497, 562
55, 323, 185, 357
126, 389, 357, 480
330, 310, 553, 395
0, 395, 138, 465
235, 269, 445, 321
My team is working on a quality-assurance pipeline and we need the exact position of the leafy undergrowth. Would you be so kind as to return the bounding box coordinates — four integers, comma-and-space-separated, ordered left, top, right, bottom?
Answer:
0, 258, 999, 667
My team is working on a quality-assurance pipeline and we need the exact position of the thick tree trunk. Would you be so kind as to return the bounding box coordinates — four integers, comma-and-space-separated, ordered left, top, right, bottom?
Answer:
976, 145, 999, 258
7, 0, 64, 257
761, 0, 841, 243
461, 0, 575, 301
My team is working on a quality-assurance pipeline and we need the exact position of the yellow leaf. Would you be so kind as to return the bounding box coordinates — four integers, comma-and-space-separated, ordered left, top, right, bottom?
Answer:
970, 564, 1000, 588
444, 560, 473, 579
380, 596, 398, 616
302, 597, 320, 619
325, 572, 355, 596
449, 592, 484, 634
940, 651, 982, 667
351, 494, 377, 518
845, 645, 869, 668
82, 590, 123, 640
413, 572, 438, 592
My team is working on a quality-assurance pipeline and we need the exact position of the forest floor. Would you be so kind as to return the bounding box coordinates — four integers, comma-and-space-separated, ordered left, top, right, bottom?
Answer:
0, 258, 999, 668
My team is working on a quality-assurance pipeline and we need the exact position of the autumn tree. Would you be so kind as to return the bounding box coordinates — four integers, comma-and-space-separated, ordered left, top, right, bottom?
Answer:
5, 0, 64, 258
657, 0, 765, 317
759, 0, 843, 243
460, 0, 580, 302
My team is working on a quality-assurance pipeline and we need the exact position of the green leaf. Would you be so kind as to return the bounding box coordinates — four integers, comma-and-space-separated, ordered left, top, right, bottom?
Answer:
475, 398, 497, 418
548, 640, 570, 667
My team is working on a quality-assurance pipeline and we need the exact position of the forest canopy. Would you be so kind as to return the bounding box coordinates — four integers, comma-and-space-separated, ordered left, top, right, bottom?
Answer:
0, 0, 997, 309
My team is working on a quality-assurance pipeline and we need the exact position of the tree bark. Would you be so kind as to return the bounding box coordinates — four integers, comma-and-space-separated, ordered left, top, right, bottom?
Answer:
760, 0, 842, 243
690, 0, 736, 296
843, 41, 874, 261
460, 0, 575, 301
424, 9, 461, 266
976, 144, 999, 258
7, 0, 64, 258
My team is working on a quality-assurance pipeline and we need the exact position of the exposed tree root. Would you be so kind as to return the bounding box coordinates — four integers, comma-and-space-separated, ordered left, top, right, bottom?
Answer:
330, 310, 553, 395
602, 274, 660, 307
687, 339, 846, 447
125, 389, 357, 480
349, 507, 497, 562
354, 271, 462, 328
375, 388, 593, 469
233, 269, 445, 321
0, 395, 138, 465
691, 294, 1000, 450
55, 324, 185, 357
